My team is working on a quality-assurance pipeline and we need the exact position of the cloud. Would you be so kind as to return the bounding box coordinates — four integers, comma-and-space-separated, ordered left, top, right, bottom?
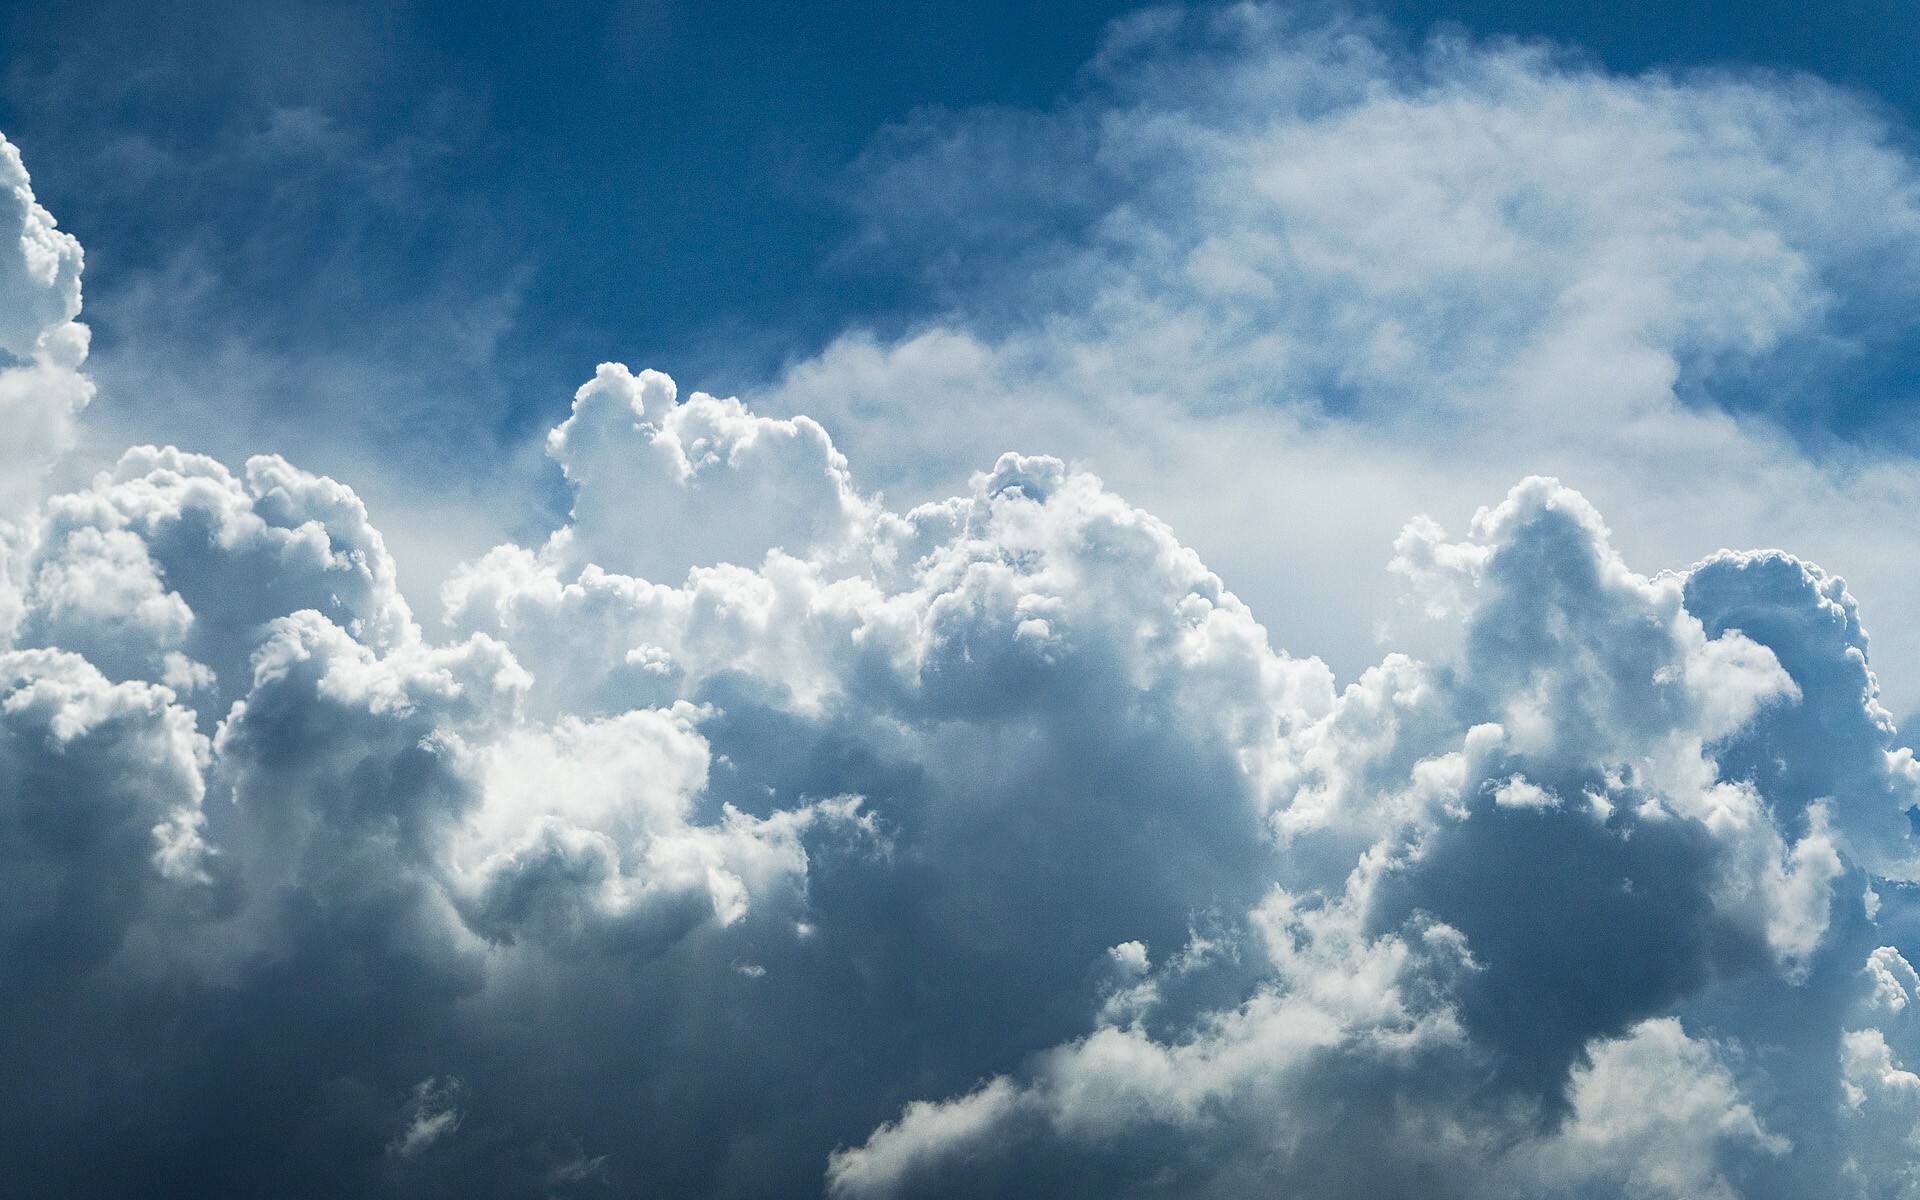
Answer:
5, 327, 1916, 1194
0, 132, 92, 517
0, 647, 210, 987
388, 1076, 464, 1159
543, 363, 872, 584
758, 4, 1920, 717
821, 473, 1893, 1198
1516, 1018, 1788, 1200
8, 6, 1920, 1197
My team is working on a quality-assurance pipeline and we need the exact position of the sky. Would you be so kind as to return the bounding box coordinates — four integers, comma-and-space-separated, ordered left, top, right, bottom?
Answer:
7, 1, 1920, 1197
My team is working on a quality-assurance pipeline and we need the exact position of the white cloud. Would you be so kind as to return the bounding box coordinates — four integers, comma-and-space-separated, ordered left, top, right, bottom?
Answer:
1868, 946, 1920, 1012
0, 132, 82, 360
758, 6, 1920, 716
1, 333, 1913, 1196
1840, 1027, 1920, 1198
822, 467, 1896, 1195
9, 9, 1920, 1195
0, 131, 91, 518
0, 646, 210, 982
544, 362, 875, 585
387, 1076, 463, 1158
1517, 1018, 1787, 1200
826, 1077, 1036, 1200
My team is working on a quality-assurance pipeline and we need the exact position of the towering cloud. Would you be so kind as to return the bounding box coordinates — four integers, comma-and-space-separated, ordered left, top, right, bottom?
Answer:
0, 132, 90, 518
6, 11, 1920, 1196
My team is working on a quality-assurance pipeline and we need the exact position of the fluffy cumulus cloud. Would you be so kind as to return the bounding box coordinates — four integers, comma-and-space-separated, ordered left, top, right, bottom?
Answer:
13, 7, 1920, 1199
0, 132, 91, 518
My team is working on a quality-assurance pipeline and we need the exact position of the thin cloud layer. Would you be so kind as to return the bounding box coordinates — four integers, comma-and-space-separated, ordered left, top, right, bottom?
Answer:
7, 10, 1920, 1198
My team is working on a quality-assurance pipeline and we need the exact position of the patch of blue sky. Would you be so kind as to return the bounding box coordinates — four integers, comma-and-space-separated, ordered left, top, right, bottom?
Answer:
6, 0, 1915, 452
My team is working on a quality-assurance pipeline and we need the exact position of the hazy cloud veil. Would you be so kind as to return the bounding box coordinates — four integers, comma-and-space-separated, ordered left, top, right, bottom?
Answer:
9, 6, 1920, 1198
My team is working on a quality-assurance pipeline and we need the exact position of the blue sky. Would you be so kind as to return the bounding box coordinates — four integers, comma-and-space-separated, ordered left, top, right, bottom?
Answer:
5, 0, 1916, 455
11, 4, 1920, 1198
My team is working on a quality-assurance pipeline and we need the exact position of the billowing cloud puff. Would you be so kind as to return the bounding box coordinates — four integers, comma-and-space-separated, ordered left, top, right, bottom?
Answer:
545, 363, 873, 584
0, 648, 209, 986
0, 131, 91, 516
13, 445, 412, 698
10, 13, 1920, 1199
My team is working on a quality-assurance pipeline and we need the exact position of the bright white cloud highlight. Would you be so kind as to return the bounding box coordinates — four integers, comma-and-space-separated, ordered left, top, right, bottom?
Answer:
0, 132, 91, 518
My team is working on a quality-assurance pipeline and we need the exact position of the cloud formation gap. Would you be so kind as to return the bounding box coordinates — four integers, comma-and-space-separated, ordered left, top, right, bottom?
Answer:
6, 14, 1920, 1196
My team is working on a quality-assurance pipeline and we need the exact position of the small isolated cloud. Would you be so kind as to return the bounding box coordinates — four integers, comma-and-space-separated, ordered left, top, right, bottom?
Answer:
388, 1076, 463, 1159
8, 6, 1920, 1198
